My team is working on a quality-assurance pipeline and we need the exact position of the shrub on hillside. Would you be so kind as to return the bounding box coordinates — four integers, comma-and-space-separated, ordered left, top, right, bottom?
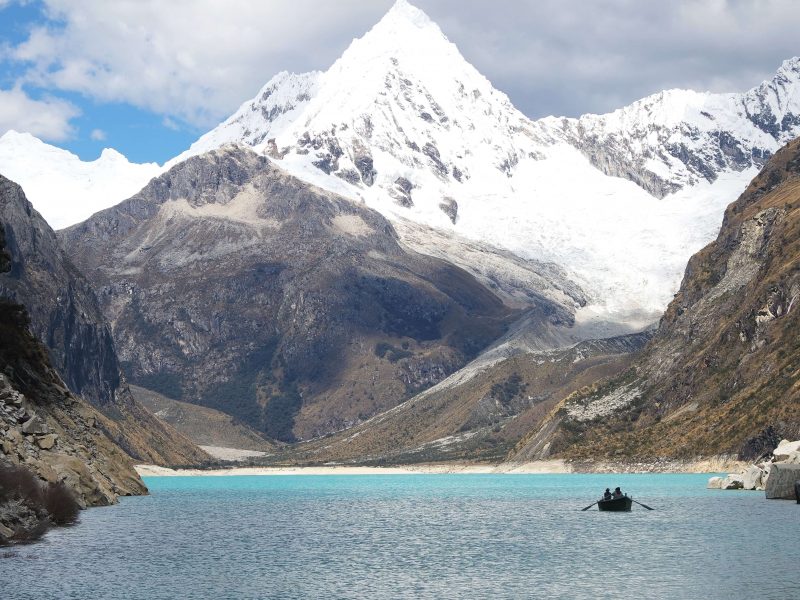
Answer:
0, 463, 80, 542
40, 481, 80, 525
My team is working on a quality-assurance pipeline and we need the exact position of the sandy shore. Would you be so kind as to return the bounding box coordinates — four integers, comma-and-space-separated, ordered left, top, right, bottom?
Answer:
135, 460, 571, 477
135, 456, 745, 477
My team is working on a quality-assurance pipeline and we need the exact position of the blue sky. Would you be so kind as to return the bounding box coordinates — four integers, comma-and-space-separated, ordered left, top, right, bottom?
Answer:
1, 0, 798, 165
0, 1, 198, 163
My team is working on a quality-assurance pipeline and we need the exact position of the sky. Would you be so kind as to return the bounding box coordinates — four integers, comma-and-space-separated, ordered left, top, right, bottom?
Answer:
0, 0, 798, 164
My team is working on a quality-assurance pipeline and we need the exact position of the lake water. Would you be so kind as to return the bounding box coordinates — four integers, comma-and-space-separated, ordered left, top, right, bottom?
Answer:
1, 473, 798, 599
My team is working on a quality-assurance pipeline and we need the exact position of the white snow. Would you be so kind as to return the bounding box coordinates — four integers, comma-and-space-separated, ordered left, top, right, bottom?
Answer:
2, 1, 799, 329
0, 130, 162, 229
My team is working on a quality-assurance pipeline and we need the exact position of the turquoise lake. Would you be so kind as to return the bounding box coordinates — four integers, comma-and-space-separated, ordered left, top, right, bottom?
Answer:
1, 473, 798, 599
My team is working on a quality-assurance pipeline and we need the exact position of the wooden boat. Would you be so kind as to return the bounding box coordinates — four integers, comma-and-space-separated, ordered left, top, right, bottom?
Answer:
597, 495, 633, 511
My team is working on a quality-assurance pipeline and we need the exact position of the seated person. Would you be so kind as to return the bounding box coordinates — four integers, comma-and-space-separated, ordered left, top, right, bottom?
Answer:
603, 488, 612, 500
613, 487, 624, 498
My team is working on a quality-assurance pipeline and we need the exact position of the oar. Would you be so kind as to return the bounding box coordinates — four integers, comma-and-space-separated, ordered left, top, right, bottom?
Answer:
632, 499, 654, 510
580, 501, 598, 511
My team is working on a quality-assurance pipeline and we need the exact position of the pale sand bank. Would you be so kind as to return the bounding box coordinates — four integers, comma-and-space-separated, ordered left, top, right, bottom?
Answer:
135, 460, 571, 477
198, 446, 269, 461
135, 456, 742, 477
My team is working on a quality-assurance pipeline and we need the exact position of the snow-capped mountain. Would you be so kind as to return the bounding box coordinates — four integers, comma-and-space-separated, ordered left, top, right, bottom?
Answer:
3, 1, 799, 326
174, 0, 800, 323
0, 131, 161, 229
559, 57, 800, 197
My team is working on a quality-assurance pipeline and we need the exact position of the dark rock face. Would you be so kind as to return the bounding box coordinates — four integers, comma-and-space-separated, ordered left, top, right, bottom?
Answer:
353, 144, 377, 186
61, 147, 521, 441
738, 426, 783, 461
0, 175, 208, 466
439, 197, 458, 224
0, 177, 120, 407
391, 177, 414, 207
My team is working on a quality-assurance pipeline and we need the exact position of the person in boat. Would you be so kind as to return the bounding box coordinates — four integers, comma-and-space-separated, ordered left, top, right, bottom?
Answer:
612, 487, 624, 498
603, 488, 612, 501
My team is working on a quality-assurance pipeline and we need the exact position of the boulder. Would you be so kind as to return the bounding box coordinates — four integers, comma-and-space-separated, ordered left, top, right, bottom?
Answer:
782, 451, 800, 465
45, 453, 115, 508
765, 463, 800, 499
773, 439, 800, 461
0, 439, 13, 455
7, 428, 23, 445
707, 476, 724, 489
21, 414, 47, 435
36, 434, 58, 450
0, 522, 14, 541
742, 465, 764, 490
721, 474, 744, 490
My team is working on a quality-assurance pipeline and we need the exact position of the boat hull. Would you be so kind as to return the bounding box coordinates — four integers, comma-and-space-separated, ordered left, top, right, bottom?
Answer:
598, 496, 633, 511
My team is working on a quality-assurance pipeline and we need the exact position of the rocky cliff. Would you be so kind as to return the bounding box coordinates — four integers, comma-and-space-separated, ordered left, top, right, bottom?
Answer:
510, 138, 800, 464
0, 175, 209, 466
1, 224, 148, 543
60, 146, 532, 442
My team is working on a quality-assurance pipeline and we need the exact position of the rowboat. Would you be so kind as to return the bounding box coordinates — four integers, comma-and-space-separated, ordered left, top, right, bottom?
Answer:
597, 495, 633, 511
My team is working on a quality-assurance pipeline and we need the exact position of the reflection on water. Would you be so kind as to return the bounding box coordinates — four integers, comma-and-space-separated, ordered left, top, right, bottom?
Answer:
1, 473, 797, 599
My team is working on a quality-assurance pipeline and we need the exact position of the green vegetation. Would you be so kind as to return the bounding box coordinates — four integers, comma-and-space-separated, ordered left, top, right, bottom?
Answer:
263, 383, 302, 442
490, 373, 526, 405
374, 342, 413, 363
131, 370, 184, 401
196, 339, 307, 442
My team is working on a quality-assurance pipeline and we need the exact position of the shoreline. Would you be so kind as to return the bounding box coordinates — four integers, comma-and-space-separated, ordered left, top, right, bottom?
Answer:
135, 457, 744, 477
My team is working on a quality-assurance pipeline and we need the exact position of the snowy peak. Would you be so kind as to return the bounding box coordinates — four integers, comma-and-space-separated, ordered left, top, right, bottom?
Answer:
171, 70, 320, 166
0, 130, 162, 229
383, 0, 434, 27
565, 57, 800, 197
742, 56, 800, 138
177, 0, 547, 200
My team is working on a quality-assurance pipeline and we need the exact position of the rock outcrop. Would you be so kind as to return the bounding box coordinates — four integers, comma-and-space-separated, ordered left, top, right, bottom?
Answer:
509, 137, 800, 464
60, 147, 524, 441
765, 463, 800, 499
709, 438, 800, 497
0, 174, 209, 466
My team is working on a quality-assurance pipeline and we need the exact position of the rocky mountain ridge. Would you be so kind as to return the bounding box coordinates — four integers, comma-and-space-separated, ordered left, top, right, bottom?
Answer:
0, 174, 209, 466
60, 146, 528, 441
5, 3, 799, 323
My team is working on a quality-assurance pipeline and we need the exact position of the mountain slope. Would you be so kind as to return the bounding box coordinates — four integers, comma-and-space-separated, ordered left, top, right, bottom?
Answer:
270, 331, 650, 465
509, 138, 800, 465
0, 174, 210, 466
60, 146, 531, 441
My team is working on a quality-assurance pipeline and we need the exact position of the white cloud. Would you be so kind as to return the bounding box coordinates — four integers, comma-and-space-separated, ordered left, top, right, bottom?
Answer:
0, 86, 79, 141
89, 128, 105, 141
11, 0, 392, 127
5, 0, 800, 126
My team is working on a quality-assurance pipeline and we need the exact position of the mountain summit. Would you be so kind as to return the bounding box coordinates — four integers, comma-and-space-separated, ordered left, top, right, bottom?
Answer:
4, 3, 800, 326
171, 3, 800, 324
